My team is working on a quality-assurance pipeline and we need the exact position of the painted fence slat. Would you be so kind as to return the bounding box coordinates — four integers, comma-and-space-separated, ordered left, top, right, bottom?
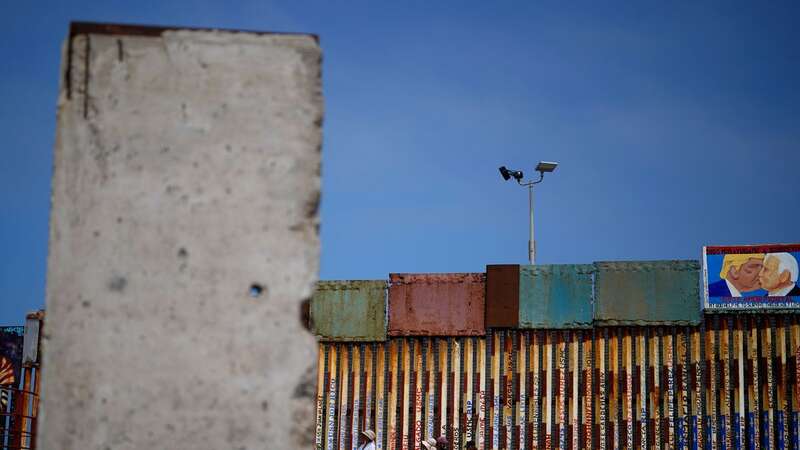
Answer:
340, 345, 350, 450
711, 318, 719, 450
558, 332, 568, 450
315, 315, 800, 450
599, 328, 609, 450
352, 345, 362, 450
454, 338, 463, 450
654, 328, 663, 450
520, 332, 528, 450
585, 331, 594, 450
317, 343, 326, 450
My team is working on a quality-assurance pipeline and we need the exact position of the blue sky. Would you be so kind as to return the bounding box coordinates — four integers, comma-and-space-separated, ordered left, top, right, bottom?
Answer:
1, 1, 799, 325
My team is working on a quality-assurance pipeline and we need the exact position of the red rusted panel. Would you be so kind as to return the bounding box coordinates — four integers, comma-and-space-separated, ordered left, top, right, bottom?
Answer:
388, 273, 486, 336
485, 265, 520, 328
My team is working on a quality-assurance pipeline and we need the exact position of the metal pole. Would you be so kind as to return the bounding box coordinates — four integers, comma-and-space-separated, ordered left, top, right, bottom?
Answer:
529, 184, 535, 264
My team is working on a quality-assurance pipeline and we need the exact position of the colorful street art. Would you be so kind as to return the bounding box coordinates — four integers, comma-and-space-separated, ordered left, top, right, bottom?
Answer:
0, 326, 24, 408
704, 244, 800, 310
0, 327, 25, 411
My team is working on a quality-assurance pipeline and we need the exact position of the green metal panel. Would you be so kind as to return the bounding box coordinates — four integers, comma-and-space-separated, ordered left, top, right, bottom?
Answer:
518, 264, 594, 329
310, 280, 387, 341
594, 260, 701, 325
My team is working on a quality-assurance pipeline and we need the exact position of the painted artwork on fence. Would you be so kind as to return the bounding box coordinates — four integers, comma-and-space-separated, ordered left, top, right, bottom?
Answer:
315, 317, 800, 450
703, 244, 800, 310
0, 326, 24, 407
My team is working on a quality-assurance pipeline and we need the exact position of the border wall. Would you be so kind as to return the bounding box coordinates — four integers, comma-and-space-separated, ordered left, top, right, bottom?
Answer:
311, 262, 800, 450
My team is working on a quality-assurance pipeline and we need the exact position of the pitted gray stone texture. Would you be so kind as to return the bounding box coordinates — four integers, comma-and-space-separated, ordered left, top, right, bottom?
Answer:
40, 29, 321, 450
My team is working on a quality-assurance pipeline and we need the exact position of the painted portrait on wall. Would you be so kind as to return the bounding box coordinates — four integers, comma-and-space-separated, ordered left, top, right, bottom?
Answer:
703, 243, 800, 310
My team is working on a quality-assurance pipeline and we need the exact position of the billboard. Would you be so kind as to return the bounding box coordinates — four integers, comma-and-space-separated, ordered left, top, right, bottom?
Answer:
703, 243, 800, 310
0, 326, 24, 408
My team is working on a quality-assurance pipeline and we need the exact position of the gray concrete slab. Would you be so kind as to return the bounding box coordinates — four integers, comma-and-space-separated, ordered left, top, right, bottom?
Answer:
40, 25, 322, 450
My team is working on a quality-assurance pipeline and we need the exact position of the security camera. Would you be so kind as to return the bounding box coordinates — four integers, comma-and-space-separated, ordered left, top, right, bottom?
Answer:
499, 166, 524, 182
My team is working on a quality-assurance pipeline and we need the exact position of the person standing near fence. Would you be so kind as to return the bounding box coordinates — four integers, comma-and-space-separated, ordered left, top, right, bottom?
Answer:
357, 430, 377, 450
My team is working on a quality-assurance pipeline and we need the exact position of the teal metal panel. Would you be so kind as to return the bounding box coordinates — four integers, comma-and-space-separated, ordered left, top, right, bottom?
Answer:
594, 260, 701, 325
518, 264, 594, 328
310, 280, 387, 341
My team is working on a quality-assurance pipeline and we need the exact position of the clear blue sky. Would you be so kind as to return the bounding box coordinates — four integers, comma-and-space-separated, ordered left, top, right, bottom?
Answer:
1, 1, 798, 325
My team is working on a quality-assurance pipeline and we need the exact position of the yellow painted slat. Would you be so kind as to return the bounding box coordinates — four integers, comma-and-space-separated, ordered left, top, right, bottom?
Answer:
653, 330, 661, 450
611, 331, 620, 450
638, 331, 647, 450
339, 345, 350, 450
519, 333, 528, 450
545, 333, 554, 450
694, 328, 703, 450
558, 334, 567, 450
453, 338, 462, 450
625, 331, 633, 450
466, 338, 475, 447
723, 321, 732, 450
779, 320, 789, 450
402, 340, 411, 450
510, 331, 515, 449
389, 341, 399, 450
679, 330, 690, 450
414, 340, 423, 450
710, 322, 719, 450
316, 343, 326, 450
441, 339, 449, 440
352, 345, 362, 450
365, 345, 373, 432
478, 338, 487, 450
533, 333, 542, 450
751, 320, 761, 450
585, 333, 594, 450
737, 322, 746, 450
599, 331, 608, 450
493, 332, 501, 450
426, 339, 435, 440
664, 333, 677, 449
572, 335, 580, 450
377, 344, 387, 450
327, 344, 338, 450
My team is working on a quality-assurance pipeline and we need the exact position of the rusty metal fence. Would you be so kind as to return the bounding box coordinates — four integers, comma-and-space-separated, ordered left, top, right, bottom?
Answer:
314, 315, 800, 450
0, 383, 40, 450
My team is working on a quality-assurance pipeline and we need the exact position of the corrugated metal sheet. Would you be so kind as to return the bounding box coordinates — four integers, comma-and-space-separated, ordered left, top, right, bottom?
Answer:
486, 265, 594, 329
594, 260, 702, 326
486, 265, 520, 328
315, 314, 800, 450
388, 273, 485, 336
311, 280, 388, 342
518, 265, 594, 329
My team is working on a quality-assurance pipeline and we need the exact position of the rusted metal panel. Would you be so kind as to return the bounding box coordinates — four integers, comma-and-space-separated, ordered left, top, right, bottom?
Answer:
486, 265, 520, 331
311, 280, 387, 342
388, 273, 485, 336
594, 260, 702, 326
519, 264, 594, 329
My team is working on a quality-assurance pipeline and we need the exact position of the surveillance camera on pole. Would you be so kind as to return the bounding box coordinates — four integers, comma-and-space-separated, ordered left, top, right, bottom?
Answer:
498, 161, 558, 264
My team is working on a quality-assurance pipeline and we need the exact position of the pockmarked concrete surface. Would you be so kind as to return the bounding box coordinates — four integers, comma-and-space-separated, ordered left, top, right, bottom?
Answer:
40, 27, 322, 450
